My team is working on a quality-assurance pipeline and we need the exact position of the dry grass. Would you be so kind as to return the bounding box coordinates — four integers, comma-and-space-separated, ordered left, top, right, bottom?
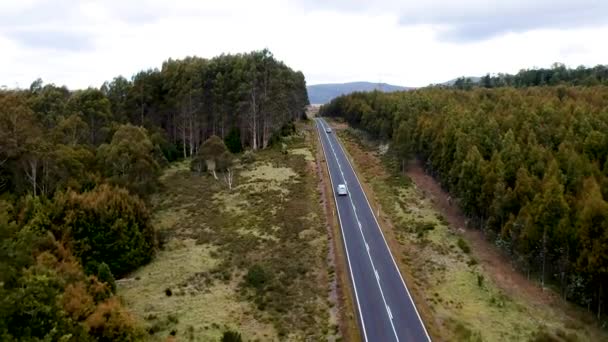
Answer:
335, 125, 607, 342
118, 123, 334, 341
117, 240, 275, 341
289, 147, 315, 162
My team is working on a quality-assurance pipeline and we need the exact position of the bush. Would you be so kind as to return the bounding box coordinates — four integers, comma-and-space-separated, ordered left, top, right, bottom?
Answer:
224, 128, 242, 154
85, 298, 144, 341
222, 330, 243, 342
477, 274, 484, 288
241, 150, 256, 164
245, 264, 270, 291
97, 262, 116, 293
416, 221, 436, 232
530, 327, 561, 342
457, 237, 471, 254
31, 185, 156, 277
280, 122, 296, 136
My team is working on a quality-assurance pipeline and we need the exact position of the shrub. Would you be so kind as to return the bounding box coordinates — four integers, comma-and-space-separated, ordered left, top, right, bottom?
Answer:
457, 237, 471, 254
245, 264, 270, 291
530, 327, 561, 342
85, 297, 144, 340
436, 214, 449, 226
224, 128, 243, 153
167, 313, 179, 324
477, 274, 484, 288
97, 262, 116, 293
31, 185, 156, 277
280, 122, 296, 136
241, 150, 256, 164
416, 221, 436, 232
222, 330, 243, 342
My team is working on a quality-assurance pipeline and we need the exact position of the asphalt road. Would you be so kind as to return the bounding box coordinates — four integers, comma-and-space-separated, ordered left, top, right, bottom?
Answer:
315, 118, 431, 342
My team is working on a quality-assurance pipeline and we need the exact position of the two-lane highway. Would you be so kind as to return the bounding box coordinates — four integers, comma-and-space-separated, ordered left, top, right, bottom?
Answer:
315, 118, 430, 342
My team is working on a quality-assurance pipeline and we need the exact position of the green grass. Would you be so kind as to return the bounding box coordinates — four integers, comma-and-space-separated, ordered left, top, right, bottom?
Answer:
118, 124, 333, 341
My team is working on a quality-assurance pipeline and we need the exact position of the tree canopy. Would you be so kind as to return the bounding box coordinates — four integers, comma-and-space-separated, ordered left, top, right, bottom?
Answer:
321, 85, 608, 319
0, 49, 307, 340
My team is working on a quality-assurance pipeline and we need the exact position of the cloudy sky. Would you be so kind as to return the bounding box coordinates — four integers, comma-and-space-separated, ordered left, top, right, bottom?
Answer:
1, 0, 607, 89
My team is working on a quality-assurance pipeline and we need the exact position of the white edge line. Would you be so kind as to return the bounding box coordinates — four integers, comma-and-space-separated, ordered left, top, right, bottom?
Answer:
343, 165, 400, 342
315, 119, 369, 342
321, 118, 433, 342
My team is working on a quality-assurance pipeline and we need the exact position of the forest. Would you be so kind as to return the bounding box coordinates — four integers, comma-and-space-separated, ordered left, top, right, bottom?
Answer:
452, 63, 608, 89
0, 49, 308, 341
320, 85, 608, 321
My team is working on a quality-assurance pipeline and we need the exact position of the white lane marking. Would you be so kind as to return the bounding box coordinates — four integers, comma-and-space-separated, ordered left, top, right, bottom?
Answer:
320, 118, 432, 342
322, 125, 399, 341
315, 119, 369, 342
366, 242, 370, 251
387, 305, 393, 320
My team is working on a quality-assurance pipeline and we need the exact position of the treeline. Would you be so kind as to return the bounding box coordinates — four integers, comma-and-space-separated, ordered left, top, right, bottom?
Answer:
0, 49, 308, 340
320, 87, 608, 319
451, 63, 608, 89
102, 49, 308, 155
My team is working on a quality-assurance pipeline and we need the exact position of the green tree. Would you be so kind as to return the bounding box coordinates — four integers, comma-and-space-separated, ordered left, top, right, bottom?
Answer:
97, 262, 116, 293
27, 80, 70, 129
101, 76, 132, 123
97, 124, 160, 196
191, 135, 229, 179
52, 113, 89, 146
68, 88, 112, 145
532, 160, 569, 287
457, 146, 484, 217
576, 177, 608, 319
224, 128, 242, 153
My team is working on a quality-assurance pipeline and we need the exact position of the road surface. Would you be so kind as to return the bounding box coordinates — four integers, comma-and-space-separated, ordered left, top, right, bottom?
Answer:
315, 118, 431, 342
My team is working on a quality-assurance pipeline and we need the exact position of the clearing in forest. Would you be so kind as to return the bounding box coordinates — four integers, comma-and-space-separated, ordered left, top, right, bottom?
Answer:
118, 123, 336, 341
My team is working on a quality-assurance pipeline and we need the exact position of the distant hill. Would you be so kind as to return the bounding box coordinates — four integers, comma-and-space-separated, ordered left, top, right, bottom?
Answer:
307, 82, 412, 104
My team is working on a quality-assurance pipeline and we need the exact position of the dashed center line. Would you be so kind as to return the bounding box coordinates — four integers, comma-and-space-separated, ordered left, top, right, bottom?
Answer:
321, 120, 400, 342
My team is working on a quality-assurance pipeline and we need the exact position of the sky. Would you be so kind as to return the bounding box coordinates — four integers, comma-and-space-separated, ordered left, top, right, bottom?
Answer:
1, 0, 608, 89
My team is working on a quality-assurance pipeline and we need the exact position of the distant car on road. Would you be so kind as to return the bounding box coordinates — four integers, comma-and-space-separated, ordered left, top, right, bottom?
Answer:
325, 127, 332, 133
337, 184, 348, 196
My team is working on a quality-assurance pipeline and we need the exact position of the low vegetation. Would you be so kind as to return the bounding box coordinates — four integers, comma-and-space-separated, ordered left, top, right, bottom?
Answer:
336, 126, 608, 341
118, 123, 334, 341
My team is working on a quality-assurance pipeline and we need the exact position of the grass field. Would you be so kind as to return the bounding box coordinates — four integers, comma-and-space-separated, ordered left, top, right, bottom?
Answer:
335, 125, 607, 342
117, 122, 335, 341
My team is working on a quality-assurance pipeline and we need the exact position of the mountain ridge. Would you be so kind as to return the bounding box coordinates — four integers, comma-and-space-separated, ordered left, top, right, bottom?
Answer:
307, 81, 412, 104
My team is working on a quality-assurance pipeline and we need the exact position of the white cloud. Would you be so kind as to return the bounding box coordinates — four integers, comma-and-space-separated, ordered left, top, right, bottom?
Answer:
1, 0, 607, 89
